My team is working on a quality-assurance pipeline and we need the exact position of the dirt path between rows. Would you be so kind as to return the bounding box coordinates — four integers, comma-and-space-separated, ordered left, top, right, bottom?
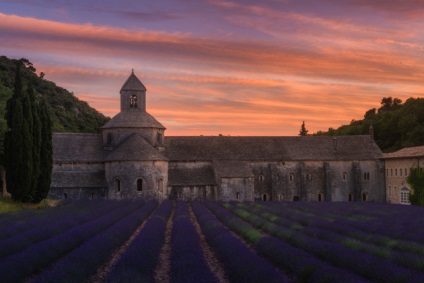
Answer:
153, 202, 175, 283
188, 203, 230, 283
87, 205, 159, 283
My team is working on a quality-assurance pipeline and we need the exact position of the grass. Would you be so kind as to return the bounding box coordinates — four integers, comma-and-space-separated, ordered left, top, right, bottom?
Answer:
0, 196, 58, 214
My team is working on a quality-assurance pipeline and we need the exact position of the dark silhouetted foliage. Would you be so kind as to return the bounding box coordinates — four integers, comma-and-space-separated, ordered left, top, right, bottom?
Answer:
315, 96, 424, 152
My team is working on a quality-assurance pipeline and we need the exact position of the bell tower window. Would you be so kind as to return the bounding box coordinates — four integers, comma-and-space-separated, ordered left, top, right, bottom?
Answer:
130, 94, 138, 108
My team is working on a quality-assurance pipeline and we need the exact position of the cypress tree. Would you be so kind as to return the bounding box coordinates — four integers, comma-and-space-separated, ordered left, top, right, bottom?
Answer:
28, 84, 42, 201
35, 98, 53, 202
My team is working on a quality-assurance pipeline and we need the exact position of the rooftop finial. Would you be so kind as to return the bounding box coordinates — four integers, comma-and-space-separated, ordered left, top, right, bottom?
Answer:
131, 68, 134, 74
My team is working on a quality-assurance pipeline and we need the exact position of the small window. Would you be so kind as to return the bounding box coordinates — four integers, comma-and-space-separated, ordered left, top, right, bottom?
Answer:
400, 188, 410, 204
289, 173, 295, 181
405, 168, 408, 176
395, 169, 397, 176
158, 178, 163, 192
130, 94, 138, 108
157, 132, 163, 144
115, 179, 121, 192
137, 179, 143, 192
63, 193, 68, 199
107, 133, 112, 144
348, 193, 353, 202
388, 185, 392, 196
318, 193, 323, 202
236, 192, 240, 200
400, 169, 403, 176
259, 175, 265, 182
363, 172, 370, 180
279, 193, 284, 201
306, 173, 312, 181
343, 172, 348, 181
362, 192, 368, 202
391, 169, 393, 176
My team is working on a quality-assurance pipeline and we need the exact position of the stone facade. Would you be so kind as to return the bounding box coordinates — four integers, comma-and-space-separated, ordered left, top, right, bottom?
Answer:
48, 71, 387, 202
383, 146, 424, 205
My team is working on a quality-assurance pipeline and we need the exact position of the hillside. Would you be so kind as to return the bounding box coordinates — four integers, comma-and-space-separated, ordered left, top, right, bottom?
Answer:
314, 97, 424, 152
0, 56, 110, 141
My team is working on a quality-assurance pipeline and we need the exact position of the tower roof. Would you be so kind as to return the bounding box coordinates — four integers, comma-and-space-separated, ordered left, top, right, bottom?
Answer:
120, 70, 146, 92
102, 111, 165, 129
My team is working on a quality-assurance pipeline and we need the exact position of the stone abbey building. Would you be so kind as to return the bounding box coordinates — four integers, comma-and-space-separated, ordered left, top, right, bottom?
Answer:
49, 71, 386, 202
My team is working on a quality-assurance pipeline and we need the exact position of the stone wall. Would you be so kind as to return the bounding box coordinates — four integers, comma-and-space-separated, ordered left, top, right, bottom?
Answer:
385, 157, 423, 204
105, 160, 168, 200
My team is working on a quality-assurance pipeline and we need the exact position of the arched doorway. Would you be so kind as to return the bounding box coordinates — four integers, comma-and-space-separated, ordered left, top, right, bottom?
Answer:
262, 193, 268, 201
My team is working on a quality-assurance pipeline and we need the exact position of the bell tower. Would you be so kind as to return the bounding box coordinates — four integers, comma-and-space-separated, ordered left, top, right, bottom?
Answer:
120, 69, 147, 112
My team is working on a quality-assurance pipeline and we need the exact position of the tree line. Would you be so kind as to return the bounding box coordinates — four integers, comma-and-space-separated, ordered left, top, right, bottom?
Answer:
314, 97, 424, 152
4, 62, 53, 202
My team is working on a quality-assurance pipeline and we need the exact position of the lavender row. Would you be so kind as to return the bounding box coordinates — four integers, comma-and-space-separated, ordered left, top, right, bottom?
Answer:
262, 201, 424, 238
205, 201, 363, 282
0, 200, 131, 259
251, 202, 424, 274
224, 202, 424, 282
191, 201, 289, 283
170, 201, 218, 283
0, 199, 124, 240
251, 202, 424, 255
107, 199, 172, 283
0, 200, 145, 282
31, 200, 158, 283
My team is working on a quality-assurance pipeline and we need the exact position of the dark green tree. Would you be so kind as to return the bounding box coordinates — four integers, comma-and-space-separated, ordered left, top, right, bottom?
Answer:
28, 84, 42, 201
407, 168, 424, 206
4, 65, 33, 201
299, 121, 308, 136
35, 98, 53, 202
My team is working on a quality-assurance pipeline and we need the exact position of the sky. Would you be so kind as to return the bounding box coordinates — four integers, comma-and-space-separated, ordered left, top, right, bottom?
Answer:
1, 0, 424, 136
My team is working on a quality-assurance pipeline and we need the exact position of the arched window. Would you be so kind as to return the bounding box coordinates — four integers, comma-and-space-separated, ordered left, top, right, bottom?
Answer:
362, 192, 368, 202
348, 193, 353, 202
137, 178, 143, 192
289, 173, 295, 181
115, 179, 121, 192
130, 94, 138, 108
318, 193, 323, 201
306, 173, 312, 181
158, 178, 163, 192
343, 172, 348, 181
400, 188, 410, 204
259, 175, 265, 182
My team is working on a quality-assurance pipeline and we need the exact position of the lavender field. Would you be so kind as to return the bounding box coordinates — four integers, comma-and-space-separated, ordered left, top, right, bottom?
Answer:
1, 199, 424, 282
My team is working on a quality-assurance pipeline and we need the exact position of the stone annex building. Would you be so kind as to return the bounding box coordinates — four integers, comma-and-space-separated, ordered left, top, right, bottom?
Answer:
46, 71, 388, 202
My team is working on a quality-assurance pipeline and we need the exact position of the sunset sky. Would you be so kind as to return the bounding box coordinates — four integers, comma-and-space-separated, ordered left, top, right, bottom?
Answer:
1, 0, 424, 136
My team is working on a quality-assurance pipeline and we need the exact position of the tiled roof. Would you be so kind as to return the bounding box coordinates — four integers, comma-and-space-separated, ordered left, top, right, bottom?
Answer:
214, 160, 254, 178
164, 135, 383, 161
383, 146, 424, 159
102, 111, 165, 129
120, 71, 146, 91
168, 166, 216, 186
53, 133, 104, 162
51, 171, 106, 188
105, 134, 168, 162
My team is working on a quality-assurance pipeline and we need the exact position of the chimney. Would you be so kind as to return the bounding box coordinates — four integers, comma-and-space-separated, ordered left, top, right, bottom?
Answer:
333, 137, 337, 151
369, 125, 374, 141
